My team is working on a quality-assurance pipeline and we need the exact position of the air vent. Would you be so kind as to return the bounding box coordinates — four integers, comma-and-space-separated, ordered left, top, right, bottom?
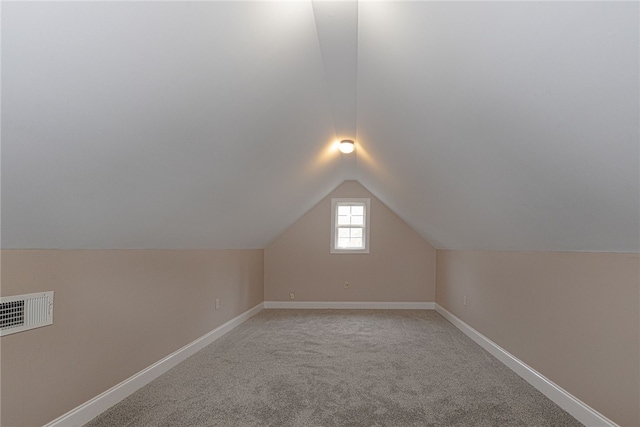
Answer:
0, 292, 54, 336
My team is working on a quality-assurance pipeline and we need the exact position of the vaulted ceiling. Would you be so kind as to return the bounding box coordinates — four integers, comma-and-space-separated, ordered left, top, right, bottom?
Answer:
2, 1, 638, 252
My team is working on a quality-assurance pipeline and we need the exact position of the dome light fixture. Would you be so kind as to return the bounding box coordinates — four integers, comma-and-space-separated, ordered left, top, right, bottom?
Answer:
339, 139, 355, 154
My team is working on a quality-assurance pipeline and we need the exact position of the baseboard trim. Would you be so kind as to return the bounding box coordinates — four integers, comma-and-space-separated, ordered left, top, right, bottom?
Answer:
44, 302, 265, 427
264, 301, 435, 310
434, 304, 617, 427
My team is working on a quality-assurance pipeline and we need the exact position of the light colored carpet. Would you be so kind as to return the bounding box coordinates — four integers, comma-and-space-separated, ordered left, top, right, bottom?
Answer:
86, 309, 582, 426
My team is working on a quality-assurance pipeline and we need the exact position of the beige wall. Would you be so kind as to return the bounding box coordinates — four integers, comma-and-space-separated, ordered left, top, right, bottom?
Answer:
0, 249, 264, 427
4, 212, 633, 426
436, 250, 640, 426
265, 180, 436, 302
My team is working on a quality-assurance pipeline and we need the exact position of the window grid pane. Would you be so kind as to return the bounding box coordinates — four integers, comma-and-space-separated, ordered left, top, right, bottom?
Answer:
336, 226, 365, 249
350, 238, 362, 247
337, 206, 351, 215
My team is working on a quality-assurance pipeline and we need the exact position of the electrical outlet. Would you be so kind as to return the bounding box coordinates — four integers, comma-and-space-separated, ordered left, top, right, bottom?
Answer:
289, 292, 295, 300
215, 298, 220, 310
463, 295, 467, 306
344, 281, 349, 289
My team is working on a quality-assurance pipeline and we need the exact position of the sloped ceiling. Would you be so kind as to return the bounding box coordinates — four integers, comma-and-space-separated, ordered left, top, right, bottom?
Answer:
2, 1, 638, 252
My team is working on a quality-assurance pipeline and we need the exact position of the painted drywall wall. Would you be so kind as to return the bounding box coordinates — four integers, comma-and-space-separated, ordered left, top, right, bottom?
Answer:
265, 180, 436, 302
0, 249, 264, 427
436, 250, 640, 426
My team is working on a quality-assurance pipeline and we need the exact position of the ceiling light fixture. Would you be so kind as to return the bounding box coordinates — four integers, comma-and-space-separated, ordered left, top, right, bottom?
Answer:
339, 139, 355, 154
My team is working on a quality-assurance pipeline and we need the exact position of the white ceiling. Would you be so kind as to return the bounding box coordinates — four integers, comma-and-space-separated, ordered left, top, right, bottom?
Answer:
2, 1, 638, 252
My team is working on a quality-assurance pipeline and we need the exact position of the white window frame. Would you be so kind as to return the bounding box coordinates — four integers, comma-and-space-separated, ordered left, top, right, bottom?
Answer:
331, 198, 370, 254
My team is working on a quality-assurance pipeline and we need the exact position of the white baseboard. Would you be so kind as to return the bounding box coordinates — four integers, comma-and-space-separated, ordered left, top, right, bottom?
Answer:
434, 304, 617, 427
44, 302, 264, 427
264, 301, 435, 310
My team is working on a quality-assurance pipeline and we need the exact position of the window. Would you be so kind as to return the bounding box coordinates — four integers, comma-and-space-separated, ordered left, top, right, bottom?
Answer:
331, 198, 370, 254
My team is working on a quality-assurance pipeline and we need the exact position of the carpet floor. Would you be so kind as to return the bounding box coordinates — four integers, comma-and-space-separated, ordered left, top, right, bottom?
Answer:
86, 309, 582, 426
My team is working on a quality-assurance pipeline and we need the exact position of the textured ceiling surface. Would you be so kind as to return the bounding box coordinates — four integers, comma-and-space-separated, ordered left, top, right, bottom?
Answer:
2, 1, 638, 251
